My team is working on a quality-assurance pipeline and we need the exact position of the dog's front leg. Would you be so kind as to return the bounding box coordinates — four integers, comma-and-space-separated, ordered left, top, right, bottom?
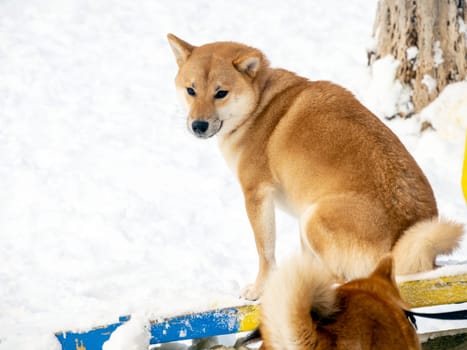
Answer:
241, 185, 276, 300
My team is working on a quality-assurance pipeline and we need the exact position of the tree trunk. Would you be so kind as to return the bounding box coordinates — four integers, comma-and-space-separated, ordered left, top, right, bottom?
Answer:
371, 0, 467, 117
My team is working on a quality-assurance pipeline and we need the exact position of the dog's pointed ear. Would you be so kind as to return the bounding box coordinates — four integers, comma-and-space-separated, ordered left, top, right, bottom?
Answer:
167, 33, 195, 67
233, 53, 263, 78
372, 254, 395, 283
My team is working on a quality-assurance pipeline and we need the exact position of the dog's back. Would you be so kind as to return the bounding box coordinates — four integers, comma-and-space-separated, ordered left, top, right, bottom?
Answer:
260, 254, 420, 350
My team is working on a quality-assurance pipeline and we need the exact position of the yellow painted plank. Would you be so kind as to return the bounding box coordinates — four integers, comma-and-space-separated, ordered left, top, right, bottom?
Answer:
238, 304, 260, 332
234, 273, 467, 333
399, 273, 467, 308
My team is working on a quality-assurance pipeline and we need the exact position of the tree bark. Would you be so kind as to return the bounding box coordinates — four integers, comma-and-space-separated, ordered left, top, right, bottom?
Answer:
371, 0, 467, 116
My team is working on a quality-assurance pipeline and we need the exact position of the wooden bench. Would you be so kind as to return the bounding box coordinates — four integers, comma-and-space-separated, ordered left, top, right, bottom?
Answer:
55, 270, 467, 349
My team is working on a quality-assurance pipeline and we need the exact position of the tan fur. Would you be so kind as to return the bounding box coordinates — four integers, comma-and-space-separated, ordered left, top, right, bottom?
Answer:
167, 34, 464, 300
260, 254, 421, 350
393, 218, 464, 274
260, 253, 336, 350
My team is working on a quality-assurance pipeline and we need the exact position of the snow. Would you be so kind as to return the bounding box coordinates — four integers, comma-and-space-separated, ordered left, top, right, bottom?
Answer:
362, 55, 413, 117
433, 40, 444, 67
0, 0, 466, 349
420, 81, 467, 140
396, 264, 467, 284
422, 74, 437, 94
415, 302, 467, 336
103, 314, 150, 350
460, 18, 467, 42
406, 46, 419, 61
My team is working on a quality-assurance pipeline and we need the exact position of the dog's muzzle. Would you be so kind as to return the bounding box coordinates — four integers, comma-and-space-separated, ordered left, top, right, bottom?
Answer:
190, 119, 223, 138
192, 120, 209, 136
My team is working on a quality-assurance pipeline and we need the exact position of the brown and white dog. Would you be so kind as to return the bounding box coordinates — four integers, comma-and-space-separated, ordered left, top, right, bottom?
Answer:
167, 34, 463, 300
260, 253, 421, 349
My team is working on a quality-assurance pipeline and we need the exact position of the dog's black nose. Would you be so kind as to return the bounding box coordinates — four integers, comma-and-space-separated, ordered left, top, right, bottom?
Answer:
192, 120, 209, 135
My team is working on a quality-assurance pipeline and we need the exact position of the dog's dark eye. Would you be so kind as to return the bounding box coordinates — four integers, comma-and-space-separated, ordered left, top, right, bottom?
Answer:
214, 90, 228, 99
187, 87, 196, 96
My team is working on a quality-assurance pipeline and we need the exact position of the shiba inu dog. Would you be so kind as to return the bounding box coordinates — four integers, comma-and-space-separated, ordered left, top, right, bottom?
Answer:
260, 254, 421, 349
167, 34, 463, 300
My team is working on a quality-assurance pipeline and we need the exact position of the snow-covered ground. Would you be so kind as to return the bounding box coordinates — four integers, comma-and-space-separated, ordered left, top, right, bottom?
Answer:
1, 1, 466, 349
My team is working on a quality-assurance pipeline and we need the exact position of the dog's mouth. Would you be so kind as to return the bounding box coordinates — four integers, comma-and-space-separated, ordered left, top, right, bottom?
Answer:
189, 119, 223, 139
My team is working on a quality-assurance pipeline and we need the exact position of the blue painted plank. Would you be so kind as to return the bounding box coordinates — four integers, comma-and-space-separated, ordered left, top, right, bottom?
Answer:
55, 305, 258, 350
56, 316, 130, 350
149, 307, 240, 344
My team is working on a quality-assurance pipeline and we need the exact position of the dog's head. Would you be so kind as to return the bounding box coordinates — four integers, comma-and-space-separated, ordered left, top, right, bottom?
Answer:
167, 34, 268, 139
348, 254, 409, 310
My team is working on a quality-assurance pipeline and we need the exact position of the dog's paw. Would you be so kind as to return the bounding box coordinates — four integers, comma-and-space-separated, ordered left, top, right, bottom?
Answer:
240, 283, 262, 301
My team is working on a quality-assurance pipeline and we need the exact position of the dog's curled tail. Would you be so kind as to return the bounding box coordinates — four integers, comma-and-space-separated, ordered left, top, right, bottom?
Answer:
393, 218, 464, 275
260, 253, 336, 350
